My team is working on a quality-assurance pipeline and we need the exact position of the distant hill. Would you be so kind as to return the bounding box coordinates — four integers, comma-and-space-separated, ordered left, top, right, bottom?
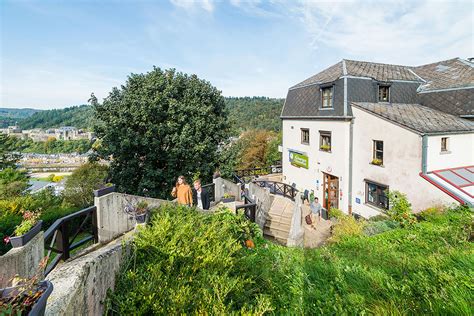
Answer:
0, 108, 42, 128
19, 104, 94, 130
226, 97, 284, 133
11, 97, 284, 133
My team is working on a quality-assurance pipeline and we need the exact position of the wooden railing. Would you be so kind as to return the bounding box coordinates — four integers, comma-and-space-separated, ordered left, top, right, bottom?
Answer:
233, 165, 282, 184
44, 206, 98, 276
235, 193, 257, 222
253, 180, 298, 201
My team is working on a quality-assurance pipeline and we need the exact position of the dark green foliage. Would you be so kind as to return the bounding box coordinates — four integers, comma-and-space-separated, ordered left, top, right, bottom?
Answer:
0, 168, 29, 198
63, 162, 109, 207
225, 97, 284, 134
5, 137, 92, 154
0, 108, 40, 120
19, 104, 93, 129
91, 68, 229, 199
0, 134, 21, 170
0, 189, 79, 255
108, 205, 473, 315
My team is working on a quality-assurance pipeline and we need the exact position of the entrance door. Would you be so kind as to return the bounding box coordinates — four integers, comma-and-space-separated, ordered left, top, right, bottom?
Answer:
323, 173, 339, 210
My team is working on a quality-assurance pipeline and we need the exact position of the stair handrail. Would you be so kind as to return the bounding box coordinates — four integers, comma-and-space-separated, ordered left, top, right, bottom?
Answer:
253, 180, 298, 201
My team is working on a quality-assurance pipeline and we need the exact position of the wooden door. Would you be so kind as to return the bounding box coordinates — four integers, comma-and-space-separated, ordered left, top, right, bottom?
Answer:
323, 173, 339, 210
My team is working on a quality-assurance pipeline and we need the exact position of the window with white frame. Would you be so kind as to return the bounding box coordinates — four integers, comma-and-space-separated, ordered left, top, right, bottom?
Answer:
301, 128, 310, 145
441, 137, 449, 152
378, 85, 390, 102
319, 131, 332, 151
321, 87, 333, 108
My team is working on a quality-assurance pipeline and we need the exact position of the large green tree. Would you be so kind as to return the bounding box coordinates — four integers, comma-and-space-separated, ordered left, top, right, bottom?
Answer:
63, 162, 109, 207
91, 68, 229, 198
0, 134, 21, 170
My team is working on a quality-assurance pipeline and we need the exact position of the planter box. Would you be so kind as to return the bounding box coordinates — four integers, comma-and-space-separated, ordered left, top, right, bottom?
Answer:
10, 220, 43, 248
135, 212, 148, 224
222, 197, 236, 203
1, 280, 53, 316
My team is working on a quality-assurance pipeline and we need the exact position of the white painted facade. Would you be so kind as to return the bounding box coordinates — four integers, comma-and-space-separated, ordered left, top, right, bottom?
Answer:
282, 119, 351, 212
282, 107, 473, 218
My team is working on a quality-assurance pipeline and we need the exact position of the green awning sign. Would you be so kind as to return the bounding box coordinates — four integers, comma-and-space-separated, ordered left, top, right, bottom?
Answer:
289, 151, 308, 169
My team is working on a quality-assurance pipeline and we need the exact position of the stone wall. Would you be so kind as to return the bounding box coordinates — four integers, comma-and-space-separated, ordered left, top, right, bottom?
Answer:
213, 177, 241, 202
45, 232, 133, 316
95, 192, 169, 243
0, 232, 44, 288
248, 183, 272, 230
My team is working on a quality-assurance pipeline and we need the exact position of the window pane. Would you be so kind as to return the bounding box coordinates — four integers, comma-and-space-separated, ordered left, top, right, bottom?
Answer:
376, 141, 383, 151
367, 183, 377, 203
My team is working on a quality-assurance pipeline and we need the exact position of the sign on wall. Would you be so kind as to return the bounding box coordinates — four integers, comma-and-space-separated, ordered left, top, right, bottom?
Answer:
289, 151, 309, 169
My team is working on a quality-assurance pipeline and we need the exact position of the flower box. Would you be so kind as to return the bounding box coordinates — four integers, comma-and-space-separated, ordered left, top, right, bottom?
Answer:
135, 213, 148, 224
1, 280, 53, 316
9, 220, 43, 248
222, 197, 236, 203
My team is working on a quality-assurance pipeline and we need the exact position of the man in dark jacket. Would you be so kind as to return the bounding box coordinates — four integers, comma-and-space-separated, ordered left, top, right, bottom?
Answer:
192, 179, 210, 210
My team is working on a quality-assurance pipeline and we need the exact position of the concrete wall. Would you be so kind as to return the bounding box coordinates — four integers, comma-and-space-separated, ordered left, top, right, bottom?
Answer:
351, 106, 457, 217
95, 192, 168, 244
45, 232, 133, 316
0, 232, 44, 288
213, 177, 241, 202
426, 133, 474, 171
248, 183, 272, 229
281, 119, 351, 213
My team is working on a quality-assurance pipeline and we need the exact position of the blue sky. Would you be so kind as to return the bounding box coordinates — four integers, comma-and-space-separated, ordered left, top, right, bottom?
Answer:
1, 0, 473, 109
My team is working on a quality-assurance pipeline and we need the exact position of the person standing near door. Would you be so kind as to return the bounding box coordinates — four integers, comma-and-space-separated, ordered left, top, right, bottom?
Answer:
310, 197, 322, 228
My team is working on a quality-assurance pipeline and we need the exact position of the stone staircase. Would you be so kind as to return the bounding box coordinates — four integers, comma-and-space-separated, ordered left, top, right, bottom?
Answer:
263, 196, 295, 244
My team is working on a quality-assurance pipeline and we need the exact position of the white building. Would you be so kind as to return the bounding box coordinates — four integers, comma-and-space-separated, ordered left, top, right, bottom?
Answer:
281, 58, 474, 218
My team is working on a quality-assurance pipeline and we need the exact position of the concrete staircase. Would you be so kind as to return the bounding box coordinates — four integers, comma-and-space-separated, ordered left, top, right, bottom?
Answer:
263, 196, 295, 244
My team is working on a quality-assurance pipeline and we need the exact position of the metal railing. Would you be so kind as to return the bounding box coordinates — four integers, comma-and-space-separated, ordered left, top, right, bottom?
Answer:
235, 193, 257, 222
253, 180, 298, 201
233, 165, 282, 183
44, 206, 98, 276
202, 183, 215, 203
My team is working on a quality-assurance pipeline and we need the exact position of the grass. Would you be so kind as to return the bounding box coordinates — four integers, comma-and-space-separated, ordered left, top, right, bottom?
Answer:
106, 204, 473, 315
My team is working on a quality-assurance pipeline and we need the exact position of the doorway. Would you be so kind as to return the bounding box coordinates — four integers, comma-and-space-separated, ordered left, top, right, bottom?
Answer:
323, 173, 339, 210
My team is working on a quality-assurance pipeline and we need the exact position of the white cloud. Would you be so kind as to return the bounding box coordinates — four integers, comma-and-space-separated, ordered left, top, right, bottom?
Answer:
170, 0, 215, 12
294, 0, 474, 65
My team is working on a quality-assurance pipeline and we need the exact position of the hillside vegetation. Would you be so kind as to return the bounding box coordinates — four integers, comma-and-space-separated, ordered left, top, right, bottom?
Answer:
0, 108, 41, 128
19, 104, 93, 129
106, 204, 473, 315
15, 97, 284, 133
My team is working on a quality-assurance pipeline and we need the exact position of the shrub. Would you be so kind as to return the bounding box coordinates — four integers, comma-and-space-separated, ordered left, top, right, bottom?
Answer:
386, 190, 416, 227
63, 162, 108, 207
363, 220, 400, 236
328, 207, 345, 220
328, 215, 365, 243
13, 211, 41, 236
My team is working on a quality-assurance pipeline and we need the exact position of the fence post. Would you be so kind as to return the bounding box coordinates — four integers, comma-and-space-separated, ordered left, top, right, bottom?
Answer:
91, 206, 98, 243
55, 222, 70, 261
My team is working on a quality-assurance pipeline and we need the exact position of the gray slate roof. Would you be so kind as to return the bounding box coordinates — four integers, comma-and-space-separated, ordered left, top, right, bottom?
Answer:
412, 58, 474, 92
351, 102, 474, 134
291, 58, 474, 91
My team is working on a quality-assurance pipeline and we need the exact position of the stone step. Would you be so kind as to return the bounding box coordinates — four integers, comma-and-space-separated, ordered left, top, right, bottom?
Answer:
264, 220, 291, 231
264, 226, 290, 239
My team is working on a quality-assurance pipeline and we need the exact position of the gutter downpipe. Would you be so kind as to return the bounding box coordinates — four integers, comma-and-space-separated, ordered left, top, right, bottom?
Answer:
343, 60, 353, 215
420, 135, 467, 205
348, 118, 354, 215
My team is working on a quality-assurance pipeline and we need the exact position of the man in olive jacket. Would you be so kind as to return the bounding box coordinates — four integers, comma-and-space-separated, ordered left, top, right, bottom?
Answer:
192, 179, 210, 210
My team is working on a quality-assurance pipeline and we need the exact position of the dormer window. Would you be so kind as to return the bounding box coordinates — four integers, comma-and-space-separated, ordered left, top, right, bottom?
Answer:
321, 86, 333, 108
378, 85, 390, 102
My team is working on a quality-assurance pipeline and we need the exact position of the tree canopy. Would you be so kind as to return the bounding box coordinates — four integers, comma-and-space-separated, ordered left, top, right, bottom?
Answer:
91, 67, 229, 198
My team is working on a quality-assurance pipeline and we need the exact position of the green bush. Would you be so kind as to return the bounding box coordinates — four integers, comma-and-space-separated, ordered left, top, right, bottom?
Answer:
107, 204, 473, 315
386, 190, 416, 227
328, 207, 345, 220
363, 219, 400, 236
329, 215, 365, 243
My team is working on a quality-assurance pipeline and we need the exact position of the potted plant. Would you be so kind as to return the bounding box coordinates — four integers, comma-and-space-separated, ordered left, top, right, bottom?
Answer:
134, 201, 149, 224
0, 257, 53, 316
371, 158, 383, 166
7, 211, 42, 248
320, 144, 331, 152
222, 193, 236, 203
